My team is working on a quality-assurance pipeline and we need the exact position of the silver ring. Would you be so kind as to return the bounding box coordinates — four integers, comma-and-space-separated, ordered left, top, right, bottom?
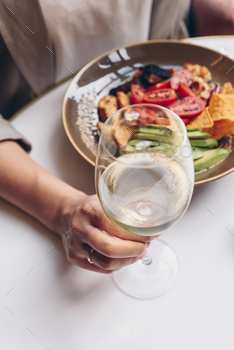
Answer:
87, 248, 94, 264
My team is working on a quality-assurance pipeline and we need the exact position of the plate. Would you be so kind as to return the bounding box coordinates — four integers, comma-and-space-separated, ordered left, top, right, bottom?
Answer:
62, 40, 234, 186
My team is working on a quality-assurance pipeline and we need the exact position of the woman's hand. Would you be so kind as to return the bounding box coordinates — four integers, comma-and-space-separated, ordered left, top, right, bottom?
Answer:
0, 141, 158, 274
57, 194, 156, 274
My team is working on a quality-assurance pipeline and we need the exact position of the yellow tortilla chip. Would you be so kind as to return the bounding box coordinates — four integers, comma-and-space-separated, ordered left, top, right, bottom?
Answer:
215, 93, 234, 106
209, 93, 234, 121
203, 119, 234, 140
221, 82, 234, 95
186, 107, 213, 129
200, 83, 234, 140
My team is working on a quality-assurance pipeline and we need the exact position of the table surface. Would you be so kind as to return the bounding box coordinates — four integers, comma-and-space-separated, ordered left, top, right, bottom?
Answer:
1, 36, 234, 350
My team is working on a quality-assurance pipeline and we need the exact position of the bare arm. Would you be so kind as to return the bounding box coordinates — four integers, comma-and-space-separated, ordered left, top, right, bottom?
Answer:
0, 140, 153, 273
0, 141, 85, 234
0, 140, 83, 232
192, 0, 234, 36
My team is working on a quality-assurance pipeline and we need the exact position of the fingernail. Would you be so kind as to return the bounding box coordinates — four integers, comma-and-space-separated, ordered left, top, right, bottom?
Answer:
146, 242, 151, 248
139, 251, 147, 259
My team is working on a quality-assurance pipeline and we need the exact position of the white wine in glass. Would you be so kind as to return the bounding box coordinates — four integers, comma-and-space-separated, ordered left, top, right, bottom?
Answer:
95, 104, 194, 298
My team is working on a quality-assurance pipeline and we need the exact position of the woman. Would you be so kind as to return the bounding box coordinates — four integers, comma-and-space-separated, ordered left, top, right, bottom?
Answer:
0, 0, 190, 273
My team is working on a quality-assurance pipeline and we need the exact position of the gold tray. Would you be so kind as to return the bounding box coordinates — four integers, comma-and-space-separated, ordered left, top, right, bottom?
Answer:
62, 40, 234, 186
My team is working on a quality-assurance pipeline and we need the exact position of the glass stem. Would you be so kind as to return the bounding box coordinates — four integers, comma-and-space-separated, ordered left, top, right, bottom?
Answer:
141, 251, 152, 265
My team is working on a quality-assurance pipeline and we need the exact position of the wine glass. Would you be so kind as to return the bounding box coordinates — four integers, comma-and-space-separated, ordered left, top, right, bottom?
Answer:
95, 104, 194, 299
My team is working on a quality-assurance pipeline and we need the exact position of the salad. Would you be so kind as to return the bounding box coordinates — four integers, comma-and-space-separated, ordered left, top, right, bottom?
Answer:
97, 63, 234, 172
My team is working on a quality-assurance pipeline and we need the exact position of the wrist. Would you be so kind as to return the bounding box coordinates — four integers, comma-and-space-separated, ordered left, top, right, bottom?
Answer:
54, 189, 88, 237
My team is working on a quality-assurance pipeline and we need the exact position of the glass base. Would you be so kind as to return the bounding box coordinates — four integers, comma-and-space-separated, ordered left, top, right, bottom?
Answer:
113, 239, 179, 299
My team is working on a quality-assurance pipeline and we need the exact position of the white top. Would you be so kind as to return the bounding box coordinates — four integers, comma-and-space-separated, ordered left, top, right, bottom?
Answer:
39, 0, 190, 82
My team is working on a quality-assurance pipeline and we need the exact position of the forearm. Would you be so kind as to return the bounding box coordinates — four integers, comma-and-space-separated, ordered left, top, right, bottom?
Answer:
0, 140, 86, 234
192, 0, 234, 36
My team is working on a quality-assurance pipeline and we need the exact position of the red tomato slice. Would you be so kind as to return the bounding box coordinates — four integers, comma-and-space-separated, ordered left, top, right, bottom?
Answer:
129, 107, 156, 124
147, 81, 171, 92
170, 69, 194, 90
178, 83, 196, 98
180, 117, 192, 125
142, 88, 177, 106
131, 84, 145, 104
168, 96, 206, 117
155, 117, 170, 125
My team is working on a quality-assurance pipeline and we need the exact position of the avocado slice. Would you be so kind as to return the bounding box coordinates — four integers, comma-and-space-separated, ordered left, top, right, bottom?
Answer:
123, 142, 172, 154
128, 139, 172, 149
190, 138, 218, 148
196, 147, 210, 152
128, 139, 163, 147
145, 123, 169, 130
192, 147, 204, 160
128, 139, 143, 146
133, 133, 172, 144
187, 130, 211, 139
135, 127, 168, 136
194, 148, 229, 172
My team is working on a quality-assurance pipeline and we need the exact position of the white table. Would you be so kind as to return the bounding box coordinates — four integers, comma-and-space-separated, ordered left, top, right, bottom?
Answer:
1, 36, 234, 350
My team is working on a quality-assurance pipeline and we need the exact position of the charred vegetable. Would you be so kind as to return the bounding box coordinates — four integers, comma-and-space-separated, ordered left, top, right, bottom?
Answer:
143, 64, 171, 84
110, 81, 131, 96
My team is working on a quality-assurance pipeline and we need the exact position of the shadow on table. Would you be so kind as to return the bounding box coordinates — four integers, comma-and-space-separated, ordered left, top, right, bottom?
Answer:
52, 122, 96, 195
0, 197, 68, 265
0, 197, 112, 303
191, 179, 223, 210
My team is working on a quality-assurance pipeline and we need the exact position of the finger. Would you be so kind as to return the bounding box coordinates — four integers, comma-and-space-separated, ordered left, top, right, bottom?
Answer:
67, 252, 119, 274
88, 201, 159, 243
84, 226, 149, 258
68, 248, 147, 272
66, 231, 145, 259
90, 249, 147, 270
